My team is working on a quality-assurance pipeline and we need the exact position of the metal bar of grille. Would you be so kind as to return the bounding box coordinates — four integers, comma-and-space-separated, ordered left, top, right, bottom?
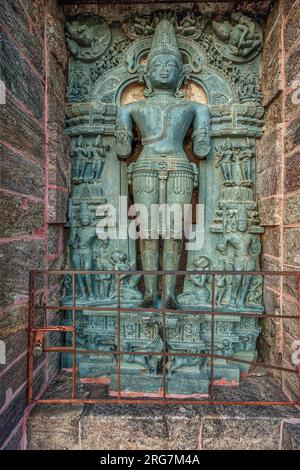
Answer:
27, 270, 300, 406
72, 273, 76, 399
117, 273, 121, 399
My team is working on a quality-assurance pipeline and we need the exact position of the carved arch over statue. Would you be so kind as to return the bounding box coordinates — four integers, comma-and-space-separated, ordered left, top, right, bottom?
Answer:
91, 35, 234, 106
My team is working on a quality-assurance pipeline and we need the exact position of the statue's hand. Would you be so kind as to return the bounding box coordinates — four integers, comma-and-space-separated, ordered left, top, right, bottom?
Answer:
192, 127, 211, 159
115, 126, 133, 159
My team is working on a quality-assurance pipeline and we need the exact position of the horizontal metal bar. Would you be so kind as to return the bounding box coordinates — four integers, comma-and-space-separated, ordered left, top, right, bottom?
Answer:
30, 269, 300, 276
32, 398, 300, 406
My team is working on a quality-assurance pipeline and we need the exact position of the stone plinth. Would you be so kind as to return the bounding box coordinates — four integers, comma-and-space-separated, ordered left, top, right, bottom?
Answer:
27, 369, 300, 450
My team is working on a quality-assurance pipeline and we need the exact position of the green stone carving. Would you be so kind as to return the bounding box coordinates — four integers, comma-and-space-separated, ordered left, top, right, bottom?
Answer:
63, 10, 265, 396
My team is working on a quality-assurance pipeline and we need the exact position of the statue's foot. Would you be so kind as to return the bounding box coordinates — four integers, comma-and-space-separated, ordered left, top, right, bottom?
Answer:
140, 296, 156, 308
164, 295, 179, 310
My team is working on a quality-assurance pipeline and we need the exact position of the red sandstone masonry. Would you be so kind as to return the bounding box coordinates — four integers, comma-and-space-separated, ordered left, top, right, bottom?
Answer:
258, 0, 300, 399
0, 0, 68, 449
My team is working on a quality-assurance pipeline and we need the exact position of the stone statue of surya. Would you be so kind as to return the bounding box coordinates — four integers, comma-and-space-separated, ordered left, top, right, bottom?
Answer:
115, 20, 211, 308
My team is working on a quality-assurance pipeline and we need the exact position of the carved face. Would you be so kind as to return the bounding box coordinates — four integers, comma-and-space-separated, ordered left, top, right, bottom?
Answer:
148, 54, 181, 91
80, 214, 91, 226
236, 219, 247, 232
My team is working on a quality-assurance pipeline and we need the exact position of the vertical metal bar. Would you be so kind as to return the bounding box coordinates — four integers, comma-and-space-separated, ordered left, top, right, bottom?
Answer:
72, 273, 76, 399
297, 275, 300, 402
162, 272, 167, 399
28, 271, 35, 404
210, 274, 215, 402
117, 273, 121, 400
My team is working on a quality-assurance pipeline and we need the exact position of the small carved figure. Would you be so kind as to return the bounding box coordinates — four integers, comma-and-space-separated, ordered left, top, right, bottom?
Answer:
66, 16, 110, 61
212, 13, 262, 59
177, 256, 211, 306
215, 140, 235, 186
222, 338, 233, 357
73, 135, 88, 183
239, 72, 262, 103
237, 139, 255, 187
216, 206, 261, 308
89, 135, 109, 183
70, 202, 97, 300
110, 250, 143, 301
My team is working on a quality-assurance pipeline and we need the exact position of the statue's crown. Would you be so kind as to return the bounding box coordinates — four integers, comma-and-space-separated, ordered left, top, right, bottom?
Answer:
148, 20, 183, 67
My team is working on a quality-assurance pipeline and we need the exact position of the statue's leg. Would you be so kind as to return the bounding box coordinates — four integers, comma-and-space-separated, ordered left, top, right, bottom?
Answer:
163, 170, 194, 308
132, 171, 159, 307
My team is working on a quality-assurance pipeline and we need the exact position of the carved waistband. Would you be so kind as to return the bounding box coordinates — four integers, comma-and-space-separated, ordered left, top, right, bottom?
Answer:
128, 159, 196, 174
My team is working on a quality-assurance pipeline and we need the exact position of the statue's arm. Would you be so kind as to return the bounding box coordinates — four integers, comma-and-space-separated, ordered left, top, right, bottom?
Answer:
192, 104, 211, 159
115, 105, 134, 159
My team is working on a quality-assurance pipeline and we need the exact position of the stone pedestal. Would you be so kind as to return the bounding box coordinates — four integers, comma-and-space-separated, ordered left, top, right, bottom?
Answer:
27, 369, 300, 450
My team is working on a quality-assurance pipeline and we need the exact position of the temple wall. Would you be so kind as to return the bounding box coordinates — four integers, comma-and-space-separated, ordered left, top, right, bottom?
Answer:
257, 0, 300, 402
0, 0, 69, 450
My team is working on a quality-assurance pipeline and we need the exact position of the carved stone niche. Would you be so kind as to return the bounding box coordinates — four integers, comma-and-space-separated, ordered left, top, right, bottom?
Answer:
62, 9, 265, 397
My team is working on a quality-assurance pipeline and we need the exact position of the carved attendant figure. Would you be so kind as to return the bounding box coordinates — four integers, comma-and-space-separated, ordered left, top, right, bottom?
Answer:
70, 202, 97, 300
115, 20, 211, 308
216, 207, 261, 308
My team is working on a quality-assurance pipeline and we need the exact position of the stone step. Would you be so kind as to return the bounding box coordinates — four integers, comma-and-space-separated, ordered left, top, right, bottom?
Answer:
27, 370, 300, 450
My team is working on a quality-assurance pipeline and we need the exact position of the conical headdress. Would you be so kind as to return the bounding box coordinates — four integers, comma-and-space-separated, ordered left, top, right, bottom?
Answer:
147, 20, 183, 68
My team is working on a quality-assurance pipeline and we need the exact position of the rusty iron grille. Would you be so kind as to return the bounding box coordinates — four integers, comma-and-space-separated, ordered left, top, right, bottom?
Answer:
28, 270, 300, 406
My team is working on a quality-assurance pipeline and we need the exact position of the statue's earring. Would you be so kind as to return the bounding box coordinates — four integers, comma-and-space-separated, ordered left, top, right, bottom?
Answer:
175, 64, 192, 98
137, 63, 154, 97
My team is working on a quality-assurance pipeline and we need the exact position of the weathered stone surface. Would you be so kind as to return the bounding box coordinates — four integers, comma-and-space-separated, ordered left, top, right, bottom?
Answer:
261, 255, 281, 292
48, 224, 61, 255
285, 2, 300, 51
282, 367, 299, 401
285, 89, 300, 124
283, 228, 300, 267
0, 193, 44, 238
281, 421, 300, 450
258, 196, 281, 226
0, 302, 28, 338
264, 94, 283, 132
257, 125, 282, 173
0, 240, 45, 307
257, 164, 282, 198
26, 373, 300, 450
284, 193, 300, 225
283, 299, 299, 339
48, 189, 68, 224
0, 32, 44, 120
0, 387, 27, 448
202, 417, 284, 450
285, 46, 300, 90
48, 54, 67, 106
0, 0, 44, 76
261, 226, 281, 258
261, 21, 283, 106
285, 118, 300, 154
263, 287, 281, 315
0, 95, 44, 164
282, 334, 299, 370
0, 354, 27, 410
1, 423, 23, 450
0, 330, 28, 375
283, 272, 300, 301
0, 144, 44, 198
81, 406, 168, 450
285, 152, 300, 193
48, 89, 66, 129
